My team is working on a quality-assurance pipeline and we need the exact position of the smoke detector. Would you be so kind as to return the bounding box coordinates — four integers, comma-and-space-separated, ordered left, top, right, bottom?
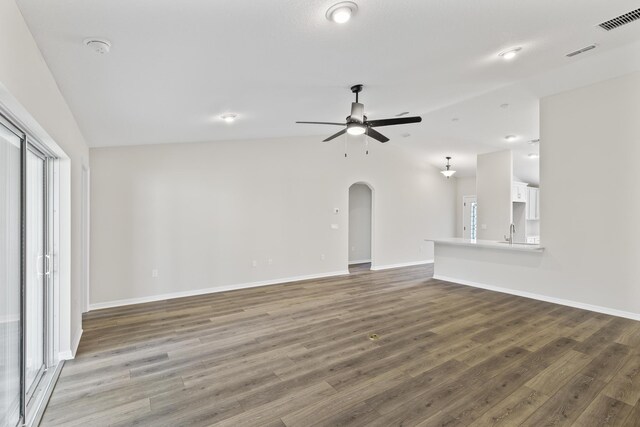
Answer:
84, 38, 111, 54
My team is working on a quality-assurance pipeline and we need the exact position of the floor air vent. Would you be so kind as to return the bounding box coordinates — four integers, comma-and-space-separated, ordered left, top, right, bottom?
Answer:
598, 8, 640, 31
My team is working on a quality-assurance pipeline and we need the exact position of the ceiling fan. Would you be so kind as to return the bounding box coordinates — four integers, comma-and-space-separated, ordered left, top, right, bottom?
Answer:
296, 84, 422, 143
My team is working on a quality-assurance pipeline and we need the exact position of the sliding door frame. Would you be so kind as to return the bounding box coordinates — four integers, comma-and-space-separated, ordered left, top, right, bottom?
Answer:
1, 113, 26, 427
1, 110, 58, 427
22, 138, 57, 425
23, 144, 52, 407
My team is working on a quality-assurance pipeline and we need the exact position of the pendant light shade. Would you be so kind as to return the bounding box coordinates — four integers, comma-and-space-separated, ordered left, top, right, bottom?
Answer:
441, 156, 456, 178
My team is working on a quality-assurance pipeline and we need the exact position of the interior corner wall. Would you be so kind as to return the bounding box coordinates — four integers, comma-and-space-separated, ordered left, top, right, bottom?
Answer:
537, 71, 640, 314
454, 176, 476, 237
435, 71, 640, 318
0, 0, 89, 356
89, 137, 455, 307
476, 150, 512, 241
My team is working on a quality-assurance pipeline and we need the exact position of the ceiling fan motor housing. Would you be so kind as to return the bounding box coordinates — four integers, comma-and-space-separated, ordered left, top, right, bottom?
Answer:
349, 102, 365, 123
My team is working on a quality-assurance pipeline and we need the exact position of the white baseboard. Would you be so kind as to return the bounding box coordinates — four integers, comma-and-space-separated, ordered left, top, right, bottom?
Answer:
371, 260, 434, 271
89, 270, 350, 311
348, 259, 372, 265
59, 327, 83, 360
433, 275, 640, 321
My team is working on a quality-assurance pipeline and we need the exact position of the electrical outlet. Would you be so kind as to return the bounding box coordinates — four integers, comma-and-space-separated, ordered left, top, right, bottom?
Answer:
268, 258, 273, 265
331, 224, 339, 230
351, 246, 355, 252
481, 224, 487, 230
152, 269, 158, 278
320, 254, 325, 261
252, 260, 257, 268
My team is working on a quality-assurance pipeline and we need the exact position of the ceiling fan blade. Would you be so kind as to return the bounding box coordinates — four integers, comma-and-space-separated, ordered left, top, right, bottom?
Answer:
296, 121, 345, 126
323, 129, 347, 142
366, 127, 389, 143
366, 116, 422, 127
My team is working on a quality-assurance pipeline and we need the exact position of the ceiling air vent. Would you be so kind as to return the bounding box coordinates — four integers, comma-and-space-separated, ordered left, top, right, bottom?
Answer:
566, 44, 597, 57
598, 8, 640, 31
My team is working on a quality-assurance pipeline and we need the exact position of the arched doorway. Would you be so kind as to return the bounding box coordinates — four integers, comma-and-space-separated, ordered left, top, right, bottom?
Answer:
348, 183, 373, 272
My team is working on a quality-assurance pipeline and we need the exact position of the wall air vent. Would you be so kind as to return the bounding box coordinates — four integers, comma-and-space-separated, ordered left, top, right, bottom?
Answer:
566, 44, 597, 57
598, 8, 640, 31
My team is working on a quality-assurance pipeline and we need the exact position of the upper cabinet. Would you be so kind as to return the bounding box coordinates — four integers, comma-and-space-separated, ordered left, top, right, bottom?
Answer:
526, 187, 540, 220
512, 182, 528, 203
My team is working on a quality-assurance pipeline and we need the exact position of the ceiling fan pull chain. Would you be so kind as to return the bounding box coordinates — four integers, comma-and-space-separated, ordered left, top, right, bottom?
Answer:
344, 133, 348, 158
365, 135, 369, 155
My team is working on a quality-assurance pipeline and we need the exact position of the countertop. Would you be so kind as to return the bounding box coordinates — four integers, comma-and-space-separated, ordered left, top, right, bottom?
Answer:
426, 237, 544, 252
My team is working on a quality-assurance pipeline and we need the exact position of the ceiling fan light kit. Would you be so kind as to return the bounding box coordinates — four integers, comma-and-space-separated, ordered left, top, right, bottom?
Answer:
347, 123, 366, 135
296, 84, 422, 144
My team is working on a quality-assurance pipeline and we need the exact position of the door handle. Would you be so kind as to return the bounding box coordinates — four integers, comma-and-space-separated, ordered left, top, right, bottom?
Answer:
45, 254, 51, 276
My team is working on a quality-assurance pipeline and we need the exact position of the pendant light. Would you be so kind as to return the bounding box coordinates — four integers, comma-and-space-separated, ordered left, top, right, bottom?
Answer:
441, 156, 456, 178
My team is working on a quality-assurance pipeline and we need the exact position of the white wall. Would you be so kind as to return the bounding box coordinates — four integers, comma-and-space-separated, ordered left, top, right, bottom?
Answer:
90, 137, 455, 307
476, 150, 512, 241
435, 72, 640, 318
454, 176, 476, 237
348, 183, 372, 264
0, 0, 89, 356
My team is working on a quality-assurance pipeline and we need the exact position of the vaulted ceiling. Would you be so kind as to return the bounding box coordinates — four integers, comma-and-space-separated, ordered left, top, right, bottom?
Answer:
17, 0, 640, 181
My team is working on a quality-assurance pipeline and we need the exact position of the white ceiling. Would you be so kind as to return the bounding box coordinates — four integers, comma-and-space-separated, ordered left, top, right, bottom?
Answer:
17, 0, 640, 181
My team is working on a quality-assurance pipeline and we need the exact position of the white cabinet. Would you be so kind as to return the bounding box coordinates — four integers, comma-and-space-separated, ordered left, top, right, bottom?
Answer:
512, 182, 528, 203
526, 187, 540, 220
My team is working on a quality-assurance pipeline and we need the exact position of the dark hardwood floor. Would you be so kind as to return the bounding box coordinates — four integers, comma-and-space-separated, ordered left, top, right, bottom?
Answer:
41, 264, 640, 426
348, 262, 371, 273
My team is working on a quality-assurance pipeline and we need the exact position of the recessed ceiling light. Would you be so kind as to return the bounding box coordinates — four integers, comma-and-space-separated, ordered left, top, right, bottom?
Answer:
326, 2, 358, 24
451, 118, 459, 122
500, 103, 510, 109
528, 153, 539, 159
84, 38, 111, 54
504, 135, 518, 142
498, 47, 522, 60
221, 114, 237, 123
401, 133, 411, 138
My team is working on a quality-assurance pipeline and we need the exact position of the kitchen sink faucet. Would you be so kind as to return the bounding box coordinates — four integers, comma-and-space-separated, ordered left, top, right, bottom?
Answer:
504, 223, 516, 244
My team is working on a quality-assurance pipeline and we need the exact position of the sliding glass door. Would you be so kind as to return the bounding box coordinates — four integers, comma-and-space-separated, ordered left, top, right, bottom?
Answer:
1, 113, 56, 427
0, 119, 22, 427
